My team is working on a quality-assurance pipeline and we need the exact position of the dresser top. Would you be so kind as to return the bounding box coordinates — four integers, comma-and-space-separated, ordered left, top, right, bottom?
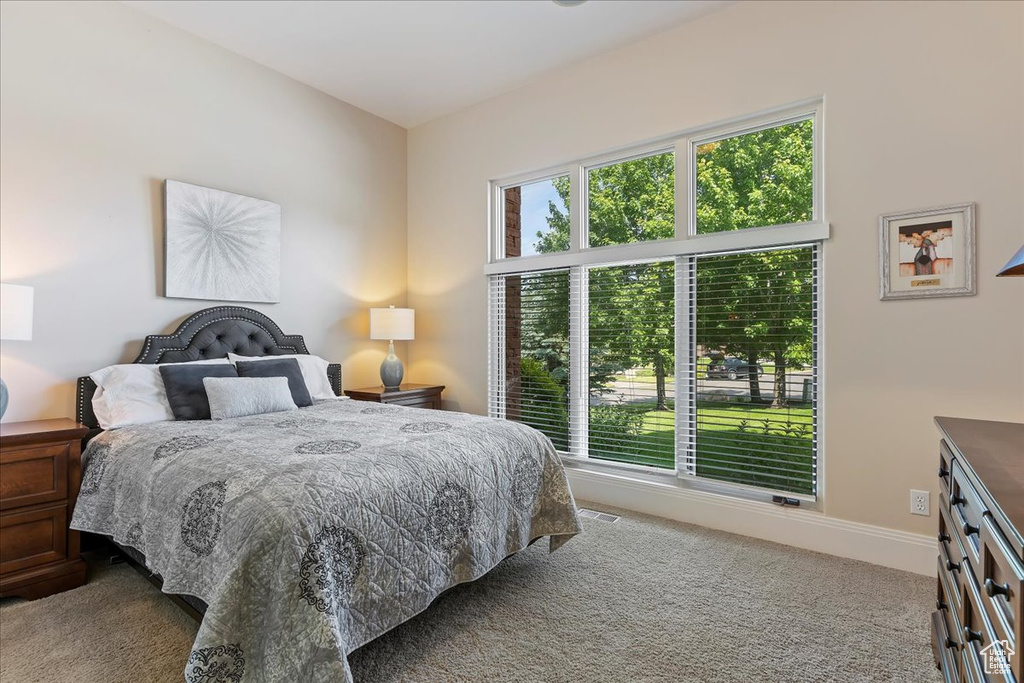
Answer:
935, 416, 1024, 538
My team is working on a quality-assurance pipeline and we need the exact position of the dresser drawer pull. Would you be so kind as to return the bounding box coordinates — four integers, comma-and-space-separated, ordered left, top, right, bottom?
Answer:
962, 522, 980, 537
946, 559, 961, 573
984, 578, 1010, 598
937, 598, 948, 611
962, 626, 984, 643
938, 465, 949, 478
945, 637, 959, 650
938, 530, 950, 543
951, 493, 966, 506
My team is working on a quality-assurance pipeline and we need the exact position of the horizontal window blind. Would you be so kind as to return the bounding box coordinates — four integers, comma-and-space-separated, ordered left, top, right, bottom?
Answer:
587, 260, 675, 469
684, 245, 818, 496
488, 269, 570, 451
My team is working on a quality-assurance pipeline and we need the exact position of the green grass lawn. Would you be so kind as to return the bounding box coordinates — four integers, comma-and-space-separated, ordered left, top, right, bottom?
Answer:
588, 401, 814, 495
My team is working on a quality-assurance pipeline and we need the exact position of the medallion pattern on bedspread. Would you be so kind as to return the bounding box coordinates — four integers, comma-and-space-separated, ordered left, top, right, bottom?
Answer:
400, 421, 452, 434
124, 521, 144, 550
185, 643, 245, 683
181, 481, 227, 556
299, 526, 366, 613
512, 454, 542, 512
79, 443, 111, 496
155, 435, 216, 460
294, 439, 361, 455
427, 482, 475, 552
359, 405, 394, 415
271, 415, 327, 429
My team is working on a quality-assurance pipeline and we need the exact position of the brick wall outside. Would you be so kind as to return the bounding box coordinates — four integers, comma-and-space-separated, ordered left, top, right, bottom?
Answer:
504, 187, 522, 421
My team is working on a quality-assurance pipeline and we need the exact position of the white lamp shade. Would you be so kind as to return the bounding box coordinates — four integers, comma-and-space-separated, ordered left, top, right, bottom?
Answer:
0, 284, 34, 341
370, 307, 414, 341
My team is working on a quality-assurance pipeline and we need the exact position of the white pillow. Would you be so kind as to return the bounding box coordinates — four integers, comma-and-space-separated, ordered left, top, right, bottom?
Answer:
90, 358, 230, 430
227, 353, 337, 400
203, 376, 297, 420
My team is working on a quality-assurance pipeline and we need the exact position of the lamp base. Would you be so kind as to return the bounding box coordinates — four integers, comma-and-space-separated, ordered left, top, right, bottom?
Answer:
0, 377, 7, 419
380, 341, 404, 390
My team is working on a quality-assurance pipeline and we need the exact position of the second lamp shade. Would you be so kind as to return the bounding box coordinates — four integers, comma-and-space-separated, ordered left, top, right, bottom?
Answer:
370, 307, 415, 341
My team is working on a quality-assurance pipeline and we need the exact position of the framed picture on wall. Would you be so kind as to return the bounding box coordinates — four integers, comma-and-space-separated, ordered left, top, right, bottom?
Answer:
164, 180, 281, 303
879, 202, 975, 300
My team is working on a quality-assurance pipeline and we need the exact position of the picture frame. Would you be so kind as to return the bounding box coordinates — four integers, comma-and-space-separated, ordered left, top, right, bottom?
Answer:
879, 202, 975, 301
164, 180, 281, 303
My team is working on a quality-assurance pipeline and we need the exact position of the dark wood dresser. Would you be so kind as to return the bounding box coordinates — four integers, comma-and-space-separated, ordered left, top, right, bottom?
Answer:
932, 417, 1023, 682
0, 418, 89, 599
345, 384, 444, 410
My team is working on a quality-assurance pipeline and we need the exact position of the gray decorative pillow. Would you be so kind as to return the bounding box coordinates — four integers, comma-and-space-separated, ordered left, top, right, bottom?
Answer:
235, 358, 313, 408
160, 364, 239, 420
203, 377, 298, 420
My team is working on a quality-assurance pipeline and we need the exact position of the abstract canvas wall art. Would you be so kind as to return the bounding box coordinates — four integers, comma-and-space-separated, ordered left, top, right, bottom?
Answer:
165, 180, 281, 303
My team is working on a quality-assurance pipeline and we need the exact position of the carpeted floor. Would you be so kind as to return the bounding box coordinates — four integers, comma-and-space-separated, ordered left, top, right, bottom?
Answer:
0, 505, 940, 683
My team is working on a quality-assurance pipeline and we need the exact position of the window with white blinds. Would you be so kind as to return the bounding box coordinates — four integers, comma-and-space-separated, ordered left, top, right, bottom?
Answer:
488, 269, 570, 451
487, 100, 825, 502
684, 245, 819, 496
588, 260, 676, 469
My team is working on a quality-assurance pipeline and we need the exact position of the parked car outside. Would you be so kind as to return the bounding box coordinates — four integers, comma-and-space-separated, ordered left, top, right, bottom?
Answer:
706, 356, 764, 381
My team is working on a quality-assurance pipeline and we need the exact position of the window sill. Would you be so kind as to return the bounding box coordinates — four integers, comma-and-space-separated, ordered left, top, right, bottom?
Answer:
559, 453, 820, 512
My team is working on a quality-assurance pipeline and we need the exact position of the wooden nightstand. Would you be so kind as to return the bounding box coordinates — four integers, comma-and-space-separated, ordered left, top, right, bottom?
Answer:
345, 384, 445, 410
0, 418, 89, 599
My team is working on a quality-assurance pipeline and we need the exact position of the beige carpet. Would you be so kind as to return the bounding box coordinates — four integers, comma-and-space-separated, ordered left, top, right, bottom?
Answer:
0, 506, 940, 683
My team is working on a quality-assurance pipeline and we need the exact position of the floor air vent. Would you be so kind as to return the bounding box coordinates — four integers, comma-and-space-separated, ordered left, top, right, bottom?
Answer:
579, 509, 620, 523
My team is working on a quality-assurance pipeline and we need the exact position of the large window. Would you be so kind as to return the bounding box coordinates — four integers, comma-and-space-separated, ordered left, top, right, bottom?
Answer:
488, 101, 825, 501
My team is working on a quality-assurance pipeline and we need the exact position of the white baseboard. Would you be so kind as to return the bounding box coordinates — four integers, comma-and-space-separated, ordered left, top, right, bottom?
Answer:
565, 467, 935, 576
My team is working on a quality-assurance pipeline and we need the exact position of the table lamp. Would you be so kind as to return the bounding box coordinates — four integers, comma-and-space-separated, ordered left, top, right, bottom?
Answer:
996, 244, 1024, 277
370, 306, 414, 390
0, 283, 34, 419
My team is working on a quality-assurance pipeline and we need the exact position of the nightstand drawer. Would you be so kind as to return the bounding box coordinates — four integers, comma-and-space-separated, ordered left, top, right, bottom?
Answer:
388, 397, 441, 409
0, 504, 68, 575
0, 443, 69, 510
346, 384, 445, 410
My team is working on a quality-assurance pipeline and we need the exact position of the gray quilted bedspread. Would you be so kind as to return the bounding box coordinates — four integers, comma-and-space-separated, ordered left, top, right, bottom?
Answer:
70, 400, 581, 682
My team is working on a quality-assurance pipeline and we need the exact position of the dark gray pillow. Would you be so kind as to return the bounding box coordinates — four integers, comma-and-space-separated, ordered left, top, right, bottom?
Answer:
160, 364, 239, 420
235, 358, 313, 408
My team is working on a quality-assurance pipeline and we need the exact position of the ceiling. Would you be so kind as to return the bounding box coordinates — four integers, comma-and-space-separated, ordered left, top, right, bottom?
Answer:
125, 0, 734, 128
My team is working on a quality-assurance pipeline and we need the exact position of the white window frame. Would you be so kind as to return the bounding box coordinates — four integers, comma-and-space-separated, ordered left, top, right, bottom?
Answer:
486, 97, 828, 507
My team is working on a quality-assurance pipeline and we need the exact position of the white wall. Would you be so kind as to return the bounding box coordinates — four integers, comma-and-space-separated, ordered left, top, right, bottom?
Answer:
0, 0, 408, 422
407, 0, 1024, 537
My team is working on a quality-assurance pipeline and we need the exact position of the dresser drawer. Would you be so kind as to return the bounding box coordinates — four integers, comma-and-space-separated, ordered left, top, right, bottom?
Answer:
932, 609, 959, 683
0, 443, 69, 510
961, 642, 986, 683
951, 461, 987, 567
0, 504, 68, 575
981, 515, 1023, 681
939, 440, 954, 498
940, 498, 966, 615
937, 564, 963, 681
962, 564, 1015, 682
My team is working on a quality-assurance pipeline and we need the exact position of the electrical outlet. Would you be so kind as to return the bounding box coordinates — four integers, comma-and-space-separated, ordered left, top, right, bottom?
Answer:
911, 490, 930, 516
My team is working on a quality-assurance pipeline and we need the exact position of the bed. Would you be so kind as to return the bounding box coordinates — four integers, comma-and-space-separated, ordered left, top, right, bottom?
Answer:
70, 306, 582, 683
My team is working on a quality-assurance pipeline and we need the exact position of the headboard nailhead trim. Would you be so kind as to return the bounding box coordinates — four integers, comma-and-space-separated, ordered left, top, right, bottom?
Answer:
76, 306, 341, 433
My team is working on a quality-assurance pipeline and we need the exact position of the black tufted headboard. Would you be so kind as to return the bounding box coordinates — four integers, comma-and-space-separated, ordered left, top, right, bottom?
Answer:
76, 306, 342, 431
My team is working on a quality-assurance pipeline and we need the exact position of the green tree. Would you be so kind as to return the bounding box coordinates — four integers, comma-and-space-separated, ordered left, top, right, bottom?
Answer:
539, 154, 676, 410
694, 120, 814, 406
530, 119, 814, 410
